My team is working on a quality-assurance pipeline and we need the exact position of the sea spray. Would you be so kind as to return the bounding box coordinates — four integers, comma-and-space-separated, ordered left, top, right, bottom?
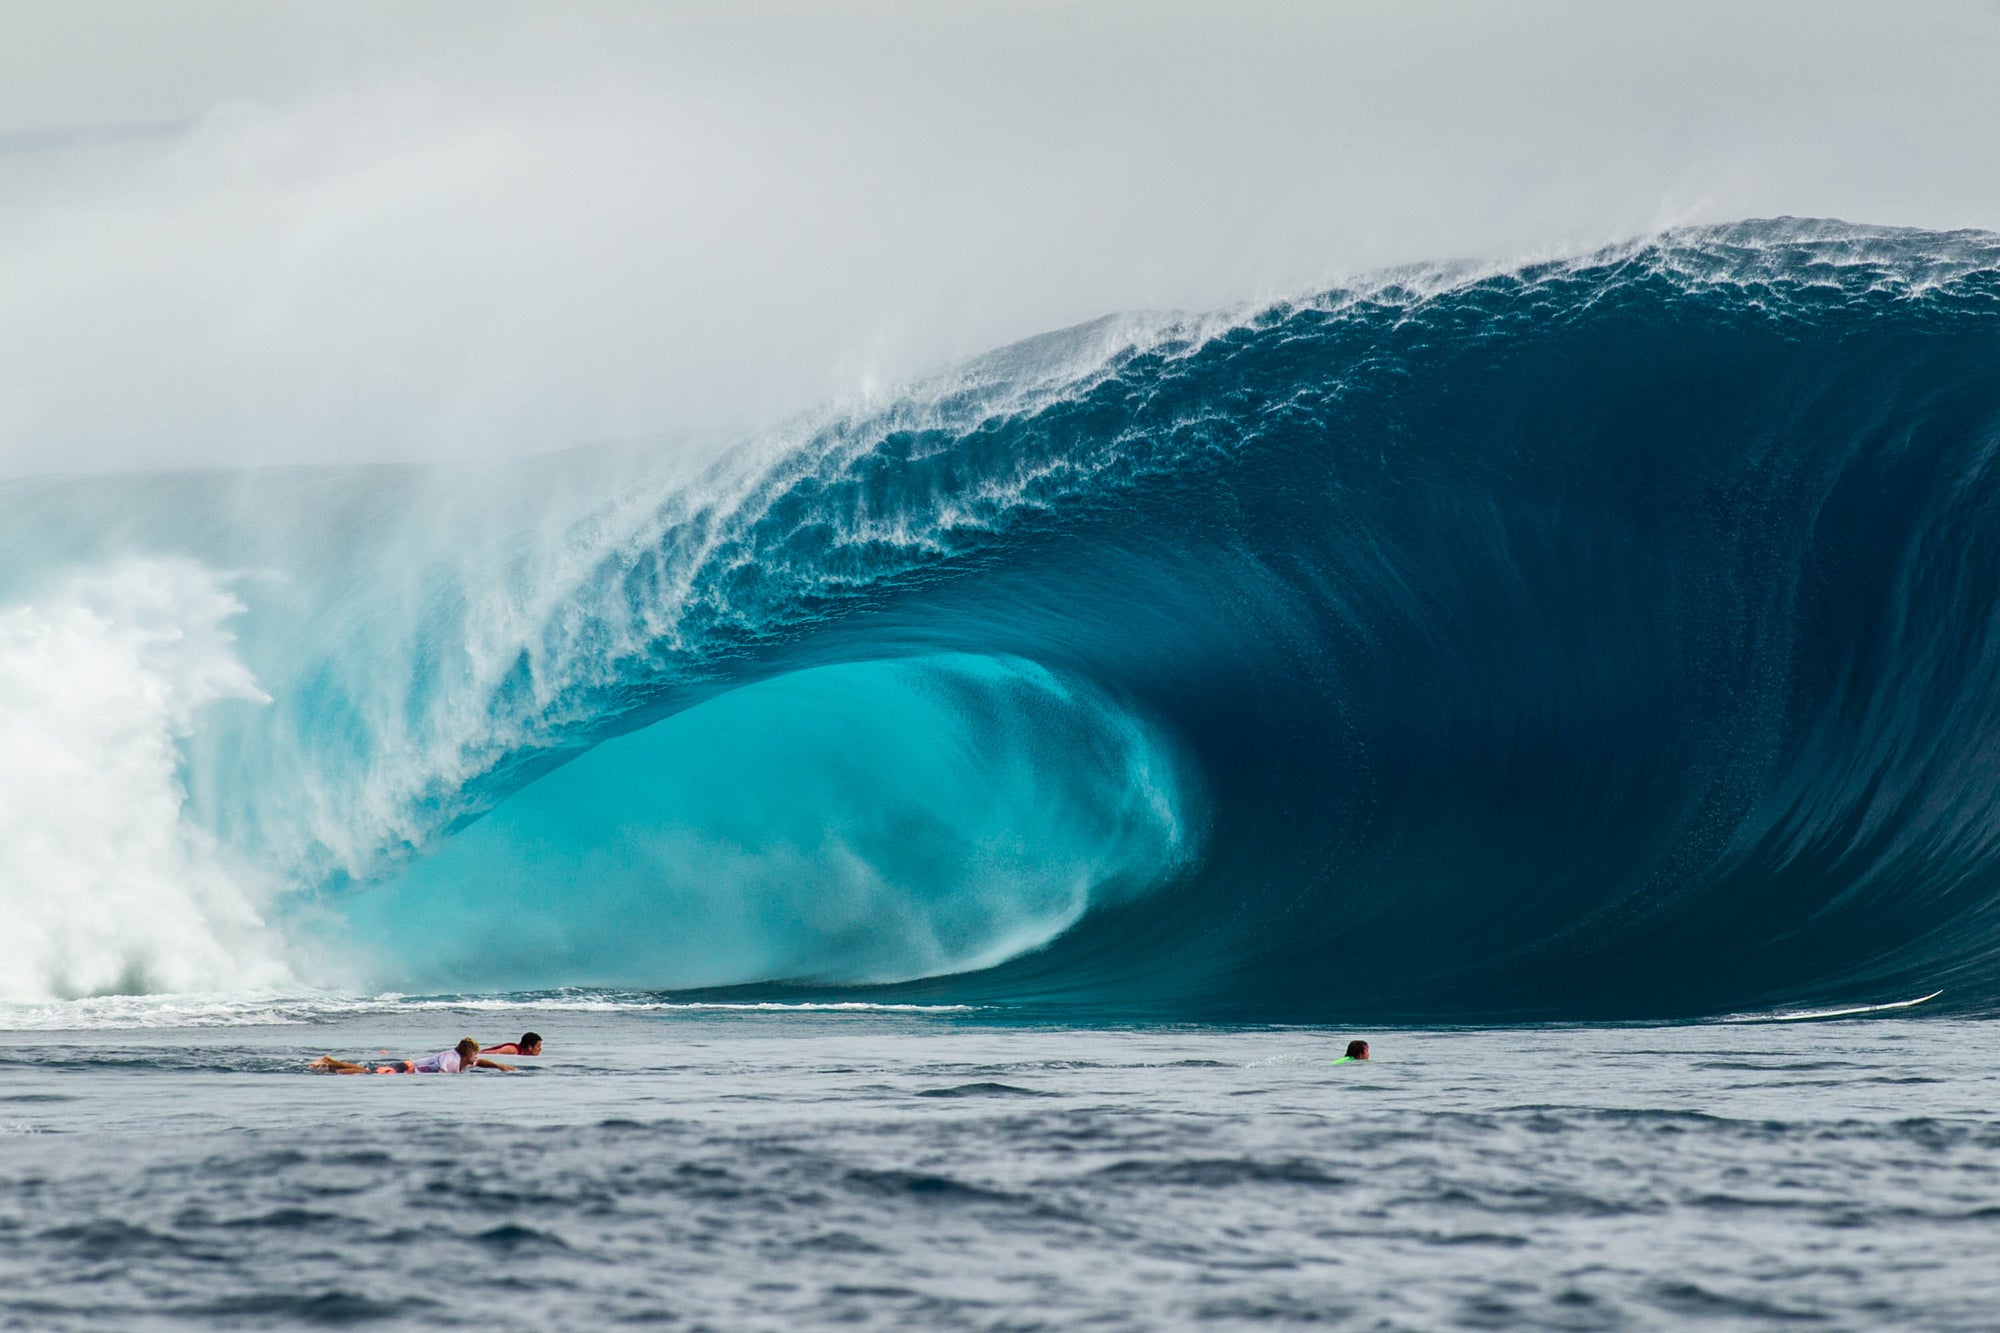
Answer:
0, 559, 286, 998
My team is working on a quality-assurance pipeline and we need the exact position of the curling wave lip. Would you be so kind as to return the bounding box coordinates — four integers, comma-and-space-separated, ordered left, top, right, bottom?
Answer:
4, 219, 2000, 1021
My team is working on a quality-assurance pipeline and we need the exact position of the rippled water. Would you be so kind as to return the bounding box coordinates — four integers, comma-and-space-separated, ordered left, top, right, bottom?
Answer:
2, 1007, 1996, 1330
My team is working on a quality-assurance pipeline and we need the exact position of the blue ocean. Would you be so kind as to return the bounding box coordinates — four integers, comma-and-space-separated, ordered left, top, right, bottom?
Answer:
5, 219, 2000, 1328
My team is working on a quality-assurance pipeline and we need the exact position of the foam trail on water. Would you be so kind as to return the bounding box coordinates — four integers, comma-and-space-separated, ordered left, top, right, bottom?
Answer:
0, 560, 288, 999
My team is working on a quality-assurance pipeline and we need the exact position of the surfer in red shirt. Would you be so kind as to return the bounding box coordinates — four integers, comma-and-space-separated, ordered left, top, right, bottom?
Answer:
480, 1032, 543, 1057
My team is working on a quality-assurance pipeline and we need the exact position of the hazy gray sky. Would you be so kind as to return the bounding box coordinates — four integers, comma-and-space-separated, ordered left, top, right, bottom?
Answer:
4, 1, 1998, 475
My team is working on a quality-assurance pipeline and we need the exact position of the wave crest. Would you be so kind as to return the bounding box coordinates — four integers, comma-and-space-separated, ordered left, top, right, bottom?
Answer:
6, 219, 2000, 1017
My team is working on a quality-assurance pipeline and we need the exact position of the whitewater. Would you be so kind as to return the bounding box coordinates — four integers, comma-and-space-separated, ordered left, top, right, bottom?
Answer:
6, 218, 2000, 1021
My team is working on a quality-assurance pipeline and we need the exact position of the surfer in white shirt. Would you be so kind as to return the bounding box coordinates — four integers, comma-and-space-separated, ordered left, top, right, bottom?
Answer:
309, 1037, 516, 1074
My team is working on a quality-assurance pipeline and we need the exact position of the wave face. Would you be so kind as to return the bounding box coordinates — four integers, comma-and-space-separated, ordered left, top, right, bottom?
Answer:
7, 218, 2000, 1019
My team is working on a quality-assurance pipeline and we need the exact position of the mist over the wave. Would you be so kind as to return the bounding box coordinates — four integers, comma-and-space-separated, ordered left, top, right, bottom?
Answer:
5, 1, 2000, 475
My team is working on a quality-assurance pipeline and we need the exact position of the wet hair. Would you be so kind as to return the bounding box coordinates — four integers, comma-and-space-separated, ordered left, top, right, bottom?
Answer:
520, 1032, 542, 1050
1344, 1040, 1369, 1060
456, 1038, 481, 1062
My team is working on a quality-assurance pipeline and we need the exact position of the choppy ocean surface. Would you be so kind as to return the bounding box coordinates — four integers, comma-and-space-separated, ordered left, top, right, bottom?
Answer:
3, 1003, 1996, 1331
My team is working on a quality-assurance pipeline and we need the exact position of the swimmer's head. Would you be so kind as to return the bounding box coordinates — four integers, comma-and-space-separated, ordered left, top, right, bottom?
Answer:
1344, 1040, 1369, 1061
456, 1038, 480, 1063
519, 1032, 543, 1056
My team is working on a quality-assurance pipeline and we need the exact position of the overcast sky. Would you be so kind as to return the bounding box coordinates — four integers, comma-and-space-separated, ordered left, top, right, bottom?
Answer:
4, 1, 1998, 475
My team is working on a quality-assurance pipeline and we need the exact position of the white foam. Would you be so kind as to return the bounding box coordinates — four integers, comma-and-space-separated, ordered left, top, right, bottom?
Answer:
0, 559, 290, 1000
0, 989, 977, 1031
1719, 989, 1945, 1024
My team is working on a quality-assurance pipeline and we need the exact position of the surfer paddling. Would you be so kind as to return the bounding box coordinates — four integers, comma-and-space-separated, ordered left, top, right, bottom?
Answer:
310, 1037, 516, 1074
1331, 1039, 1369, 1064
480, 1032, 543, 1057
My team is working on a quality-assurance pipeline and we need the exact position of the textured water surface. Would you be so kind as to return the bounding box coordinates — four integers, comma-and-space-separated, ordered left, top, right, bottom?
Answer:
2, 1006, 1996, 1330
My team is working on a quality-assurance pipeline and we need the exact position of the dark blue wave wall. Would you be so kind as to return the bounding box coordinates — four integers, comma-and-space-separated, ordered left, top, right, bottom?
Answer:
563, 219, 2000, 1020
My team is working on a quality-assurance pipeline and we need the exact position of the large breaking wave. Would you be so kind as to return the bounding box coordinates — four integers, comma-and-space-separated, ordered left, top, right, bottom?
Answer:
7, 218, 2000, 1020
